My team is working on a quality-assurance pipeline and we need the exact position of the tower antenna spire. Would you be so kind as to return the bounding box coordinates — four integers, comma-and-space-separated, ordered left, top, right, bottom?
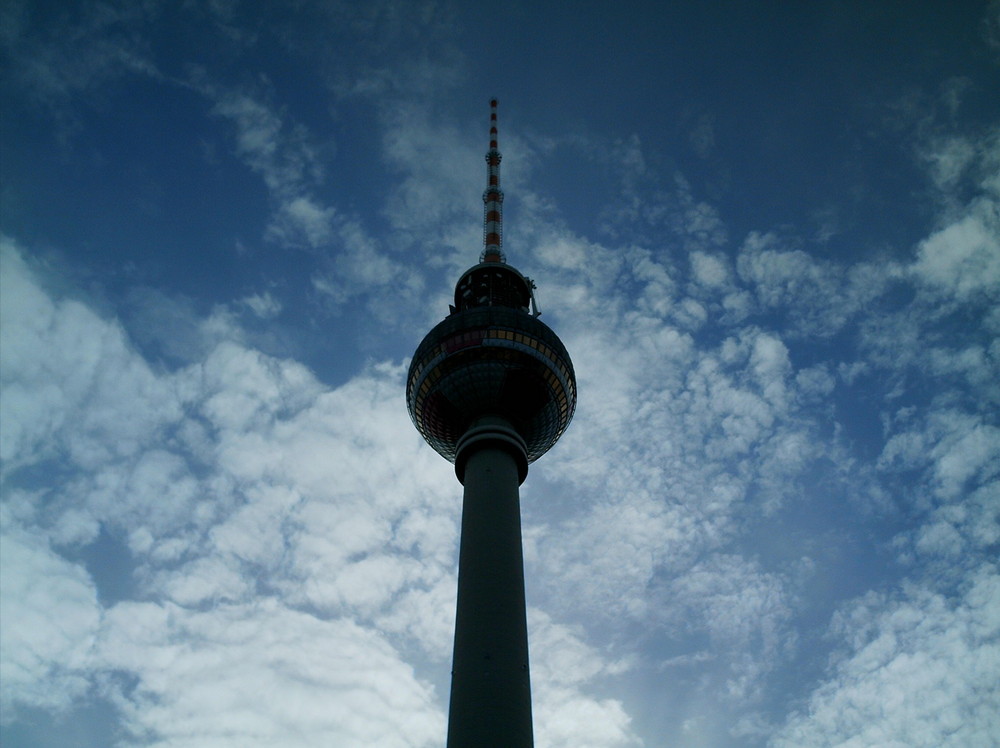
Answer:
481, 98, 505, 263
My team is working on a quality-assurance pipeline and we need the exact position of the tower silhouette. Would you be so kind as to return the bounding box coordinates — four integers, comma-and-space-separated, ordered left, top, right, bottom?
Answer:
406, 100, 577, 747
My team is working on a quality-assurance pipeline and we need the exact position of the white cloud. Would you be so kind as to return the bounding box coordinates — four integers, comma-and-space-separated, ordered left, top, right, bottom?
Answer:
535, 686, 636, 748
200, 340, 323, 432
242, 290, 282, 319
880, 409, 999, 502
735, 232, 893, 338
1, 228, 756, 746
0, 519, 100, 719
267, 195, 336, 248
4, 14, 999, 745
0, 240, 183, 474
879, 405, 1000, 568
926, 343, 1000, 405
158, 554, 252, 607
207, 86, 323, 198
591, 138, 728, 251
911, 195, 1000, 302
921, 135, 979, 190
97, 599, 445, 747
690, 249, 731, 289
0, 239, 454, 743
310, 215, 417, 316
380, 102, 480, 241
529, 611, 638, 748
199, 80, 383, 265
794, 365, 836, 401
773, 565, 1000, 748
914, 482, 1000, 560
653, 555, 794, 702
515, 233, 822, 718
0, 0, 160, 109
689, 114, 716, 158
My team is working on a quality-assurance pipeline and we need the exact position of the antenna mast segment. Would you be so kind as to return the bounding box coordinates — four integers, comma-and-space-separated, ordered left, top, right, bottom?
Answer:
482, 98, 505, 263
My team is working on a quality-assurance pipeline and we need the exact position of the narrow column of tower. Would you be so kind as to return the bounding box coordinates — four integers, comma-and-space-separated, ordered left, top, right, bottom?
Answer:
482, 98, 505, 263
448, 417, 532, 747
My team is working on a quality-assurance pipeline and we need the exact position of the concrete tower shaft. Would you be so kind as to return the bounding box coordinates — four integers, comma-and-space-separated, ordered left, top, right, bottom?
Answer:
449, 418, 533, 745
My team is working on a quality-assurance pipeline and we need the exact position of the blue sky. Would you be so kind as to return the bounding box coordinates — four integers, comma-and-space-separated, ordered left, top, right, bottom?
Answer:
2, 1, 999, 746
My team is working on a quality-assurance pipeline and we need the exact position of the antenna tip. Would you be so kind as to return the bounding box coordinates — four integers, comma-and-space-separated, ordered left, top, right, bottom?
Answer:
490, 98, 498, 107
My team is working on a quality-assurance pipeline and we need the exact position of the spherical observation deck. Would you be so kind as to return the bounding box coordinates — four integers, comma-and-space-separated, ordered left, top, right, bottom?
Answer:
406, 262, 576, 467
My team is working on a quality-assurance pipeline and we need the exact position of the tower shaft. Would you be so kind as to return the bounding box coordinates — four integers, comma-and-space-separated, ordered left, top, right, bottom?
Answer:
406, 99, 576, 748
448, 417, 533, 747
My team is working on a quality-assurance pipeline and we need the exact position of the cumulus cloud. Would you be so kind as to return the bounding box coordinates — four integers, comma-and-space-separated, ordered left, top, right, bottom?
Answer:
97, 599, 445, 748
655, 555, 794, 701
506, 109, 997, 737
1, 237, 638, 745
529, 611, 638, 748
878, 404, 1000, 573
760, 116, 1000, 748
690, 249, 731, 289
0, 240, 183, 475
911, 195, 1000, 302
773, 565, 1000, 747
0, 519, 101, 720
3, 10, 999, 744
496, 226, 844, 724
735, 231, 897, 338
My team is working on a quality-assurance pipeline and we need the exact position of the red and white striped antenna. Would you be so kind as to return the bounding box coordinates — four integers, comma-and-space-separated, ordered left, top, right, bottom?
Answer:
481, 98, 505, 263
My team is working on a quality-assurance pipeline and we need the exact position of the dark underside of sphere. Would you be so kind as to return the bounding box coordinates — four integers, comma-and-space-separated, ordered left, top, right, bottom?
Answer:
407, 307, 576, 464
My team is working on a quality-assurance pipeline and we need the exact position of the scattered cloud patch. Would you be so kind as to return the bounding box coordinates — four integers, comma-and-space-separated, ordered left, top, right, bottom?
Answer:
773, 566, 1000, 748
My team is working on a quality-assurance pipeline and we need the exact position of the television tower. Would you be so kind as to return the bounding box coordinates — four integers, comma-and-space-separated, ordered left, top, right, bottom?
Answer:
406, 99, 577, 747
